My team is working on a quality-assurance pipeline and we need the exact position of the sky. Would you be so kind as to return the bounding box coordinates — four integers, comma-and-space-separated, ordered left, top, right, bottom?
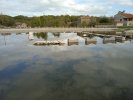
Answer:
0, 0, 133, 16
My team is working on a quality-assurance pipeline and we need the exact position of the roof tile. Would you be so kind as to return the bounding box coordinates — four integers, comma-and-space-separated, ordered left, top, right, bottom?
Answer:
121, 13, 133, 18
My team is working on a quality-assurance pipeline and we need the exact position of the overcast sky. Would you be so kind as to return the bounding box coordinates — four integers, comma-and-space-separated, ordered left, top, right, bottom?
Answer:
0, 0, 133, 16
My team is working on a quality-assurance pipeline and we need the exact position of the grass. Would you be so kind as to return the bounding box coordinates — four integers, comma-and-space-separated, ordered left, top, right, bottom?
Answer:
116, 26, 133, 32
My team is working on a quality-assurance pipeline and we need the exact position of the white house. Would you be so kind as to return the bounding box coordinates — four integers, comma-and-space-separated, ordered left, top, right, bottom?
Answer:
114, 11, 133, 26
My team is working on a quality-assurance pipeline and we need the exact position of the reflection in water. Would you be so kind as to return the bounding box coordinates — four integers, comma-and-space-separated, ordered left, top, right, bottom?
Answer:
85, 38, 97, 45
28, 32, 133, 46
0, 33, 133, 100
28, 32, 34, 41
68, 42, 79, 46
52, 32, 60, 37
0, 62, 28, 80
0, 34, 8, 46
103, 37, 116, 44
33, 32, 48, 40
68, 39, 79, 46
1, 33, 11, 36
16, 33, 22, 35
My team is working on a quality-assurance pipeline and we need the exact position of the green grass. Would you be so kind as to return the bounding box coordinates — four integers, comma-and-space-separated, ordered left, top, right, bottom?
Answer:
116, 26, 133, 32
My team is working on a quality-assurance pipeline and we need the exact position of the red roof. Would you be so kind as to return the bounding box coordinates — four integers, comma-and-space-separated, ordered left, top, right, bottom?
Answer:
121, 13, 133, 18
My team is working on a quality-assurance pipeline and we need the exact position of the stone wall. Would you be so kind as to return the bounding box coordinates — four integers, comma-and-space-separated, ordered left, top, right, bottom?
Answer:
116, 23, 123, 27
127, 21, 133, 26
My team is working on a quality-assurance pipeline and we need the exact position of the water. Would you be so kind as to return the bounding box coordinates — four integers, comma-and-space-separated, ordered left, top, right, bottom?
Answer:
0, 32, 133, 100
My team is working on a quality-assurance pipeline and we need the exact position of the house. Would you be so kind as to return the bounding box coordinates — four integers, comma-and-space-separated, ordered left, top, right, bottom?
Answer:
78, 16, 96, 27
16, 22, 28, 28
114, 11, 133, 26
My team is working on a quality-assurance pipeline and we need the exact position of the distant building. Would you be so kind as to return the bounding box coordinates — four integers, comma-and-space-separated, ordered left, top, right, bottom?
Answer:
114, 11, 133, 26
16, 22, 28, 28
78, 16, 96, 27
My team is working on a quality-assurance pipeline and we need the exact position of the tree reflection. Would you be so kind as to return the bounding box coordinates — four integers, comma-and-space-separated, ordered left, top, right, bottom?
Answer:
52, 32, 60, 37
34, 32, 48, 40
1, 33, 11, 36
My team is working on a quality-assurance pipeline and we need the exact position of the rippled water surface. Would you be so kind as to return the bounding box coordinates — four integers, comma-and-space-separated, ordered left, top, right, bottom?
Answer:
0, 32, 133, 100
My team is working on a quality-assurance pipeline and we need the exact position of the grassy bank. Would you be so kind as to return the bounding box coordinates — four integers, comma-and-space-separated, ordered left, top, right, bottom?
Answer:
116, 26, 133, 32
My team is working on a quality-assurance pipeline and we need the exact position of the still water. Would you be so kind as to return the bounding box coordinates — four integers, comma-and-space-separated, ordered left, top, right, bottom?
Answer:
0, 32, 133, 100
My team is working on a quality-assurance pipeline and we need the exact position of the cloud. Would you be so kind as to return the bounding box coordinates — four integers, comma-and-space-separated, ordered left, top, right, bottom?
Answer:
111, 0, 133, 5
0, 0, 132, 16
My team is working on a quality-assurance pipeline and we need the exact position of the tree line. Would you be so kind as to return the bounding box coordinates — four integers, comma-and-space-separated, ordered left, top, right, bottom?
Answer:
0, 15, 115, 28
